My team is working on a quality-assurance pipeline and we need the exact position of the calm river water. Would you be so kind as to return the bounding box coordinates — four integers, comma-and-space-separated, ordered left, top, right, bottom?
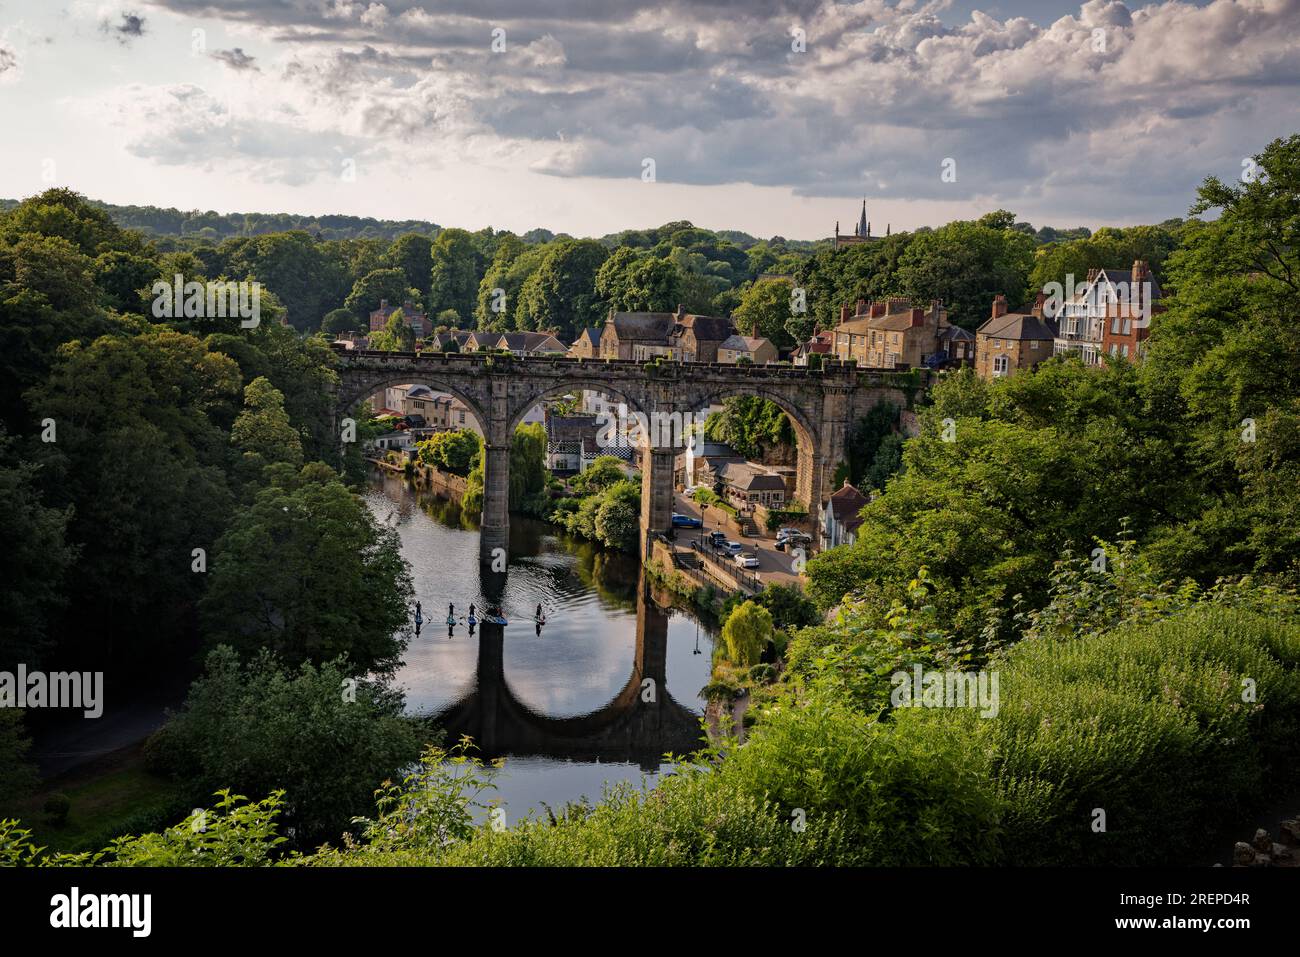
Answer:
364, 469, 715, 824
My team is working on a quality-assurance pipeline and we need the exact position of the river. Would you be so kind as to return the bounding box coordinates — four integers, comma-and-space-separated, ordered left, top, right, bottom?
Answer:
364, 469, 716, 825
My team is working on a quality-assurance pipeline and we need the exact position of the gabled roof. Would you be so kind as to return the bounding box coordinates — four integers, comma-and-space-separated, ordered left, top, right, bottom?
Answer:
546, 413, 601, 444
719, 334, 773, 353
977, 312, 1056, 340
675, 314, 735, 342
608, 312, 675, 340
575, 326, 602, 346
828, 482, 869, 530
717, 461, 786, 492
498, 331, 566, 352
937, 325, 975, 342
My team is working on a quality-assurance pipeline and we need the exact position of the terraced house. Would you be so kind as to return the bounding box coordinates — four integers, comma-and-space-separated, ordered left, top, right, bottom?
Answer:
830, 298, 953, 369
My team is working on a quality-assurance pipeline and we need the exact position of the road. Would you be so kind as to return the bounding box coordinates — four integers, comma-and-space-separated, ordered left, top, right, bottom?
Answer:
671, 491, 805, 586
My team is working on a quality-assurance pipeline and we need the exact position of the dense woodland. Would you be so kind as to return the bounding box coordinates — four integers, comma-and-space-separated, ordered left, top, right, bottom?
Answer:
2, 135, 1298, 866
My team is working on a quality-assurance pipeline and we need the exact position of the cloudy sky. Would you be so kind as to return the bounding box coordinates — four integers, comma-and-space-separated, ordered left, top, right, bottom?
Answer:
1, 0, 1297, 238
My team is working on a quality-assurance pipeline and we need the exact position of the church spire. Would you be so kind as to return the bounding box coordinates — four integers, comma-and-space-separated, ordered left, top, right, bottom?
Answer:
856, 199, 868, 238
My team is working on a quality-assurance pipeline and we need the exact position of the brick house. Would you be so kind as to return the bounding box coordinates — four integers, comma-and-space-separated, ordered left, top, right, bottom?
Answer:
597, 306, 735, 362
1052, 260, 1164, 366
1100, 260, 1165, 362
369, 299, 428, 337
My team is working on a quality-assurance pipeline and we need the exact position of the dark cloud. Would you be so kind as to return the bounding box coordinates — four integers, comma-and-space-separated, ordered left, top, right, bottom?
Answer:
210, 47, 258, 70
102, 11, 147, 44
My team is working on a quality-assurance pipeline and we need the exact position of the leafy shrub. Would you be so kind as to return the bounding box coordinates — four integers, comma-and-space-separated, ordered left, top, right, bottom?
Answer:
43, 793, 71, 826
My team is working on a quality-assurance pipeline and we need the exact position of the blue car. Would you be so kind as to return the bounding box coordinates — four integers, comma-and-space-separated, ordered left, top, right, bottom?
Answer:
671, 513, 703, 528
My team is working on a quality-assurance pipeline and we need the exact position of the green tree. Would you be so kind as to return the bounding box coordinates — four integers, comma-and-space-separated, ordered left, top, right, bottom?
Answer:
344, 267, 419, 320
0, 428, 76, 668
200, 462, 414, 675
321, 308, 358, 334
383, 233, 434, 299
894, 218, 1035, 329
230, 376, 304, 486
732, 277, 797, 348
144, 646, 423, 848
594, 479, 641, 551
514, 239, 610, 339
509, 422, 549, 510
417, 429, 481, 476
720, 600, 774, 666
428, 228, 484, 321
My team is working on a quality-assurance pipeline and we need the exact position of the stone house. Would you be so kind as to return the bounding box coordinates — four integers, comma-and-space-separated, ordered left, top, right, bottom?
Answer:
975, 295, 1057, 379
830, 298, 952, 369
718, 334, 779, 364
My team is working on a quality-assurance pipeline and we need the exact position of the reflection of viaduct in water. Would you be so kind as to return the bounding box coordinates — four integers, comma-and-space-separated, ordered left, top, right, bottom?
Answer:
434, 577, 703, 770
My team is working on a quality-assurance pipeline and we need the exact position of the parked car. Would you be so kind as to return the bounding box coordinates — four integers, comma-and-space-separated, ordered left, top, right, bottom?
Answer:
671, 513, 703, 528
708, 530, 728, 546
775, 527, 803, 541
722, 540, 744, 556
734, 553, 761, 570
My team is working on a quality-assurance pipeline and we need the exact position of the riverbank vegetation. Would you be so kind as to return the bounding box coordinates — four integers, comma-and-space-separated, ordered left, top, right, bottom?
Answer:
549, 455, 642, 552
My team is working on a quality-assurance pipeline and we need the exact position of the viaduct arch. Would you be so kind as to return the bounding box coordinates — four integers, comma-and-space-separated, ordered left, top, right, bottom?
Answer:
332, 347, 927, 559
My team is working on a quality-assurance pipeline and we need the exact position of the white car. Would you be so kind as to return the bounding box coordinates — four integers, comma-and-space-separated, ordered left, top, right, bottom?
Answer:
734, 553, 760, 570
722, 540, 744, 555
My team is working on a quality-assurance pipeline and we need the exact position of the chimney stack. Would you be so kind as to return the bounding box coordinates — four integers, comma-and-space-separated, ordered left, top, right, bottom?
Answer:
870, 302, 886, 319
675, 303, 686, 319
911, 308, 926, 327
1032, 291, 1046, 318
839, 304, 851, 323
992, 294, 1008, 319
855, 298, 867, 316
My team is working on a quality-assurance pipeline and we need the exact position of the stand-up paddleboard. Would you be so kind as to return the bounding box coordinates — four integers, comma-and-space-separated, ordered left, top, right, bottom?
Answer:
446, 615, 457, 626
467, 615, 478, 626
484, 615, 508, 626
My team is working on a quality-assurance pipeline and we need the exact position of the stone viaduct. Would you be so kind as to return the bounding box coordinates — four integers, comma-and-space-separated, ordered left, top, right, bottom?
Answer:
331, 346, 927, 558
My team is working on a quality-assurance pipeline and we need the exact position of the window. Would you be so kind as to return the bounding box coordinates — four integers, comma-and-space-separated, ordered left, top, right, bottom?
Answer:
1122, 318, 1132, 335
1029, 340, 1038, 350
1121, 345, 1129, 358
1111, 316, 1121, 334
